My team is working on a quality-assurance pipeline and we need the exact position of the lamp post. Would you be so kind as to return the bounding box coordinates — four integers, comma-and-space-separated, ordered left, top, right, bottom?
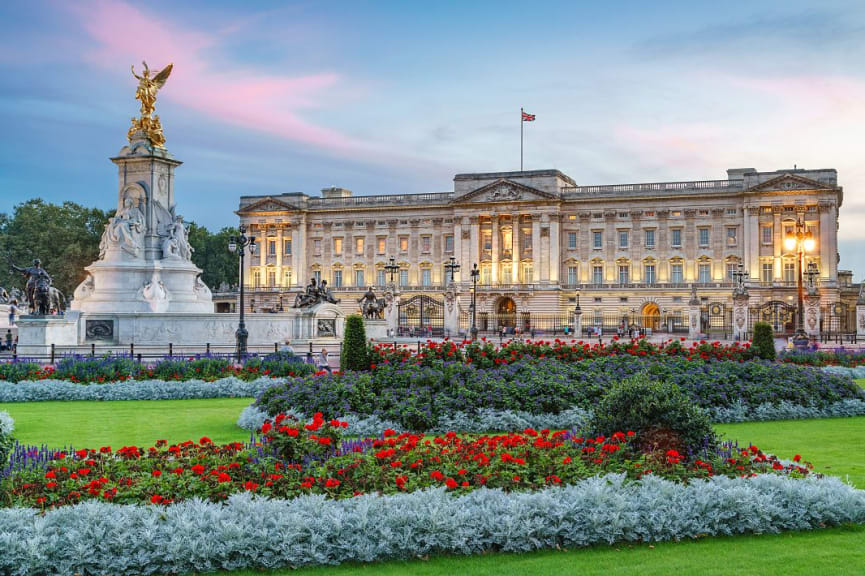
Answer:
784, 215, 815, 347
384, 256, 400, 287
444, 256, 461, 285
228, 225, 257, 360
470, 263, 479, 340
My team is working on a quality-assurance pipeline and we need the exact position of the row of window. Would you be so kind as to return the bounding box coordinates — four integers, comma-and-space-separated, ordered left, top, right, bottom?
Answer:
564, 261, 741, 285
566, 227, 738, 251
305, 235, 456, 257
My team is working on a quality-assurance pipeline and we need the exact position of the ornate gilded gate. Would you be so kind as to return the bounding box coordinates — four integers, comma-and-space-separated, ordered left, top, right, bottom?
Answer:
398, 295, 444, 336
750, 300, 796, 335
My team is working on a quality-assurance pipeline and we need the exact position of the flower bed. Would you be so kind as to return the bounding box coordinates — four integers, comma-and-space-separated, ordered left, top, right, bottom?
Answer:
371, 337, 756, 368
780, 348, 865, 368
1, 476, 863, 575
255, 357, 865, 431
0, 351, 315, 384
1, 413, 816, 509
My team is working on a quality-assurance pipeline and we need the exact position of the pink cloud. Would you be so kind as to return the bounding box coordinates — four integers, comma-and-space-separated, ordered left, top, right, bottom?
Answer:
66, 0, 360, 151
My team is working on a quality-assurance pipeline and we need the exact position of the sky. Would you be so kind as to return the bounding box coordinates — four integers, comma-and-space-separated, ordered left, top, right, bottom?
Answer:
1, 0, 865, 275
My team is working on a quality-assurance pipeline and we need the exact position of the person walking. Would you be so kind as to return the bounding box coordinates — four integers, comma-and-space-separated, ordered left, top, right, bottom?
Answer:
8, 299, 18, 327
280, 339, 295, 357
319, 347, 332, 374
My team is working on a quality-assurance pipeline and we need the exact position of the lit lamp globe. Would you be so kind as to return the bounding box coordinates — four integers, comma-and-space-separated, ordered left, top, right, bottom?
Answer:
784, 234, 797, 252
803, 234, 815, 253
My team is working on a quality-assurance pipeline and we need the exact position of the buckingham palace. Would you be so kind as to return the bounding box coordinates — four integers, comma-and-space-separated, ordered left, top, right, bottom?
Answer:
233, 166, 853, 338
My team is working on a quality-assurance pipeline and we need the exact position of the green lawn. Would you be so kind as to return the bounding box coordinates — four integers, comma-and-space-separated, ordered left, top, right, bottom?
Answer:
0, 398, 252, 448
2, 399, 864, 575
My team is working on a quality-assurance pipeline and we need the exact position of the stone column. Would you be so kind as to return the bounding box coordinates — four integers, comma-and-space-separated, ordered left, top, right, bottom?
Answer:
385, 286, 400, 337
512, 213, 520, 283
732, 293, 750, 342
549, 214, 560, 284
276, 226, 284, 285
688, 287, 701, 339
453, 219, 463, 283
804, 294, 821, 339
469, 217, 479, 271
819, 202, 837, 282
443, 285, 460, 337
857, 304, 865, 339
572, 304, 582, 339
539, 214, 550, 283
491, 215, 499, 284
292, 217, 305, 287
531, 216, 541, 282
746, 207, 760, 280
772, 208, 782, 281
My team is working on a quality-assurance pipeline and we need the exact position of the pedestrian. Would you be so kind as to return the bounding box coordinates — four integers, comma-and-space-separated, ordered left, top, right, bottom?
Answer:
319, 347, 332, 374
8, 299, 18, 327
280, 339, 295, 356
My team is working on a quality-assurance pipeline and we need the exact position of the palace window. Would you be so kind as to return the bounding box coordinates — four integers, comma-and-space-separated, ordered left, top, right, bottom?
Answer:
333, 238, 343, 256
567, 266, 578, 285
399, 269, 409, 286
726, 227, 737, 246
618, 265, 629, 285
726, 208, 737, 215
445, 234, 454, 252
313, 270, 321, 284
267, 269, 276, 287
568, 232, 577, 250
521, 262, 533, 283
377, 237, 386, 255
482, 233, 492, 252
313, 240, 322, 256
671, 229, 682, 248
283, 239, 292, 255
421, 236, 431, 253
481, 264, 492, 285
670, 263, 683, 284
333, 269, 343, 288
355, 269, 365, 286
761, 262, 773, 283
399, 236, 409, 252
376, 269, 386, 286
644, 264, 656, 285
727, 262, 738, 281
783, 261, 795, 283
593, 231, 603, 249
355, 237, 364, 255
698, 228, 710, 247
698, 263, 711, 283
645, 229, 655, 249
268, 240, 276, 257
762, 226, 773, 245
592, 265, 604, 285
421, 268, 432, 286
619, 231, 629, 249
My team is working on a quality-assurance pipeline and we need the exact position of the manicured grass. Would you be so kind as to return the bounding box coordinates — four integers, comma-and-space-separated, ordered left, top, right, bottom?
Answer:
856, 378, 865, 389
0, 398, 252, 448
206, 524, 865, 576
717, 416, 865, 488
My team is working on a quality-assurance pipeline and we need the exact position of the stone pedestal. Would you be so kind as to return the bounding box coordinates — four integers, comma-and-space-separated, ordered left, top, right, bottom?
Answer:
443, 285, 461, 338
573, 309, 583, 339
16, 312, 80, 356
804, 295, 821, 339
364, 319, 388, 341
732, 294, 750, 342
688, 286, 701, 339
384, 287, 399, 337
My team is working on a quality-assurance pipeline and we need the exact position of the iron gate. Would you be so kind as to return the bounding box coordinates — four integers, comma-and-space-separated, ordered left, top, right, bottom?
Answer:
750, 300, 796, 335
702, 302, 732, 335
398, 295, 444, 337
821, 302, 854, 335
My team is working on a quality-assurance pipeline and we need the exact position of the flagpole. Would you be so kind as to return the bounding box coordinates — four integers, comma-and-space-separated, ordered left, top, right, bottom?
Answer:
520, 107, 524, 172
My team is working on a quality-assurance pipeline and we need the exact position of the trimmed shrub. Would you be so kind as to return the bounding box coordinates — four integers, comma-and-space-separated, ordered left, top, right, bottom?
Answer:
0, 411, 13, 465
589, 374, 716, 453
341, 314, 369, 372
753, 322, 776, 361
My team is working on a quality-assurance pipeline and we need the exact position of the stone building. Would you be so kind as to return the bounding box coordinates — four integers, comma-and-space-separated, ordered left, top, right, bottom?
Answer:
236, 167, 848, 337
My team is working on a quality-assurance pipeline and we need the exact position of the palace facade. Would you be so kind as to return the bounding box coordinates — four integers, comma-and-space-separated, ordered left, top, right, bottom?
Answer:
236, 167, 849, 336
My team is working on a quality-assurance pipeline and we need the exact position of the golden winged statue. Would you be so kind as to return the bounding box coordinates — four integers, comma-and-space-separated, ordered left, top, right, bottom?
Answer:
128, 61, 173, 148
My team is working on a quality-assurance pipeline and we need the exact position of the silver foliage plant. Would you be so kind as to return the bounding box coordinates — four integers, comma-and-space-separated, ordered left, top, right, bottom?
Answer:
236, 400, 865, 433
0, 377, 278, 403
0, 474, 863, 575
0, 411, 13, 436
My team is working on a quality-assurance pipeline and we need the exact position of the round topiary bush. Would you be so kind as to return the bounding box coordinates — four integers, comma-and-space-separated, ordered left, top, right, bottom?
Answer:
341, 314, 369, 372
589, 374, 716, 455
752, 321, 776, 360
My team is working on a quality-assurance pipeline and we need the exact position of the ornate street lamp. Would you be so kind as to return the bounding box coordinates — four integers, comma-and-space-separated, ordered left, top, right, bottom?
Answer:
470, 263, 480, 340
784, 215, 816, 347
444, 256, 461, 285
228, 225, 257, 360
384, 256, 400, 287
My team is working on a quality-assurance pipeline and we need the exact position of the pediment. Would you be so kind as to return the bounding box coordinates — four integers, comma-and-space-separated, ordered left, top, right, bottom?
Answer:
747, 174, 835, 193
237, 197, 299, 214
452, 179, 560, 204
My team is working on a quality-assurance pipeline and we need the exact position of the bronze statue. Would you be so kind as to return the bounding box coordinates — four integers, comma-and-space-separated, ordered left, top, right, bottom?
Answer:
9, 259, 53, 314
128, 61, 173, 148
357, 287, 384, 319
292, 278, 320, 308
318, 280, 340, 304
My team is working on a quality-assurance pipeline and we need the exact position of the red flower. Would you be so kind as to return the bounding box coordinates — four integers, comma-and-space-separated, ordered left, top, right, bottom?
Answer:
445, 478, 458, 489
152, 470, 162, 477
217, 472, 232, 483
199, 437, 212, 445
191, 464, 205, 475
151, 494, 164, 505
325, 478, 340, 488
244, 481, 259, 491
261, 422, 272, 434
793, 454, 801, 462
430, 470, 445, 482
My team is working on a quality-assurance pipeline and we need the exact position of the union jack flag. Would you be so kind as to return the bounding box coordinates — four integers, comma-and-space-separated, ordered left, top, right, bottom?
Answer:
521, 111, 536, 122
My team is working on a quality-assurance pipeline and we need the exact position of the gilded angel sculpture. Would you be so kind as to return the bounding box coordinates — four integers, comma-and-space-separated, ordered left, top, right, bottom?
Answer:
128, 61, 173, 148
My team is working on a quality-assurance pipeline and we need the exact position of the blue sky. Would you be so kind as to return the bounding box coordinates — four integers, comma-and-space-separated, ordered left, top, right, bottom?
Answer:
2, 0, 865, 275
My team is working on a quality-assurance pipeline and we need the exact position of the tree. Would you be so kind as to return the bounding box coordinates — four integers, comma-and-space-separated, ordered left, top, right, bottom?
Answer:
752, 322, 776, 361
187, 223, 239, 289
0, 199, 112, 298
340, 315, 369, 372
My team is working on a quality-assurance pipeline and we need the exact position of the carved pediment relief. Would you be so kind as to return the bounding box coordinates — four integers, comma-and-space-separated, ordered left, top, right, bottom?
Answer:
237, 197, 299, 214
452, 179, 559, 204
748, 174, 835, 193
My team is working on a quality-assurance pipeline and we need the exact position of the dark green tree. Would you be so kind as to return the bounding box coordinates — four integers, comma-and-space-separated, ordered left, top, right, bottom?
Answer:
187, 223, 239, 289
340, 315, 369, 372
752, 322, 776, 361
0, 199, 112, 298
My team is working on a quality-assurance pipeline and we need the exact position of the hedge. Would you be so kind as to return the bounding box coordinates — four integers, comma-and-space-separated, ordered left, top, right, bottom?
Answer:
0, 475, 862, 575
